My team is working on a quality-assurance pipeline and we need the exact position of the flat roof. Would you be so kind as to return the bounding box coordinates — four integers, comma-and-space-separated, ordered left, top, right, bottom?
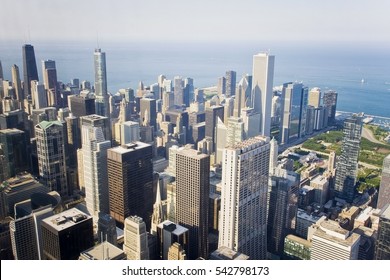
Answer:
41, 208, 91, 232
297, 209, 323, 223
80, 241, 125, 260
158, 220, 188, 236
110, 141, 151, 154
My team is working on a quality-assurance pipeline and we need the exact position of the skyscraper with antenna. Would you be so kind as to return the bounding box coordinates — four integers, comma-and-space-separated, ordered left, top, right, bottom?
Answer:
94, 48, 109, 118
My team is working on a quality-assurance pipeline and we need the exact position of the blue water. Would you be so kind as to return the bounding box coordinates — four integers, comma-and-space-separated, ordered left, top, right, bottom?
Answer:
1, 40, 389, 117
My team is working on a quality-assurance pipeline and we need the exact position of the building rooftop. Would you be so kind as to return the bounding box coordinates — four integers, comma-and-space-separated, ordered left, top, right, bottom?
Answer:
210, 246, 249, 260
110, 141, 151, 154
226, 135, 269, 150
158, 220, 189, 236
37, 120, 63, 130
311, 175, 328, 185
285, 234, 312, 248
176, 147, 209, 160
0, 128, 24, 135
80, 241, 126, 260
297, 208, 323, 223
41, 208, 91, 232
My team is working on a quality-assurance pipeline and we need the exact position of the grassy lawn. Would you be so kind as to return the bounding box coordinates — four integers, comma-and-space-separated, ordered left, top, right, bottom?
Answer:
301, 129, 390, 167
366, 124, 389, 142
357, 168, 382, 193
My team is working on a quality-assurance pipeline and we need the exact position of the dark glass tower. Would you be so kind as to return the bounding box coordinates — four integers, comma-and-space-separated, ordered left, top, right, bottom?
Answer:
334, 114, 362, 202
22, 44, 39, 98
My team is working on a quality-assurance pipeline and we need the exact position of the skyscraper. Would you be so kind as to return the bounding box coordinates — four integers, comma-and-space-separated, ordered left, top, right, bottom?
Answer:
35, 121, 68, 197
323, 90, 338, 124
107, 142, 154, 228
377, 155, 390, 210
157, 220, 189, 260
218, 136, 270, 259
94, 49, 109, 118
0, 129, 30, 180
267, 167, 299, 256
225, 70, 236, 97
251, 53, 275, 137
80, 115, 111, 219
123, 216, 149, 260
41, 60, 59, 107
175, 148, 209, 260
334, 115, 363, 202
11, 64, 23, 102
22, 44, 39, 98
308, 87, 321, 108
173, 76, 184, 106
375, 204, 390, 259
279, 82, 308, 144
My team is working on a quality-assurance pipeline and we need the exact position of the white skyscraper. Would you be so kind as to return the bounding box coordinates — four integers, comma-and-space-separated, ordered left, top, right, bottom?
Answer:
123, 216, 149, 260
80, 115, 111, 220
219, 136, 270, 259
251, 53, 275, 137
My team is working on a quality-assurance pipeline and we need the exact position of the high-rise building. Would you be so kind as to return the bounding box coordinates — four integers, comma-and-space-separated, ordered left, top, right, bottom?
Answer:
225, 70, 236, 97
173, 76, 184, 106
217, 77, 226, 97
175, 148, 209, 259
80, 115, 111, 219
140, 98, 157, 130
41, 60, 59, 107
308, 87, 321, 108
107, 142, 154, 228
267, 167, 299, 256
168, 242, 187, 260
123, 216, 149, 260
11, 64, 23, 102
0, 129, 30, 180
97, 213, 117, 245
205, 105, 224, 150
310, 218, 360, 260
219, 136, 270, 259
251, 53, 275, 137
35, 121, 68, 197
234, 75, 251, 118
79, 241, 126, 260
0, 60, 3, 80
68, 95, 96, 117
377, 155, 390, 210
120, 121, 140, 145
334, 115, 363, 202
41, 208, 94, 260
22, 44, 39, 98
157, 220, 189, 260
375, 204, 390, 259
323, 90, 338, 124
279, 82, 308, 144
94, 49, 109, 118
31, 81, 48, 109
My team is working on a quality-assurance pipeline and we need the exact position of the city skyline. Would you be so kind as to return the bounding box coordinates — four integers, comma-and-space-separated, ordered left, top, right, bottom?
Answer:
1, 0, 390, 44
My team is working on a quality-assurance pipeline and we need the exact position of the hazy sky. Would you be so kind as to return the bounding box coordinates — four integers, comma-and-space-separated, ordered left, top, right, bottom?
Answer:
1, 0, 390, 44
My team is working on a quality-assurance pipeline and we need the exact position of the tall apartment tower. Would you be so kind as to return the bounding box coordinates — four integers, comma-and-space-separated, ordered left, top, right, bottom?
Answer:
251, 53, 275, 137
377, 155, 390, 210
41, 60, 59, 107
94, 49, 109, 118
323, 90, 338, 124
218, 136, 270, 259
267, 167, 299, 256
308, 87, 321, 108
107, 142, 154, 228
11, 64, 23, 102
80, 115, 111, 219
225, 70, 236, 97
375, 204, 390, 259
35, 121, 68, 197
334, 115, 363, 202
22, 44, 39, 98
175, 148, 210, 260
123, 216, 149, 260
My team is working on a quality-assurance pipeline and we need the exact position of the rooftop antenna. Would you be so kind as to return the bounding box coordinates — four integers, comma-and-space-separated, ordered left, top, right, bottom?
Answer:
96, 31, 100, 49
